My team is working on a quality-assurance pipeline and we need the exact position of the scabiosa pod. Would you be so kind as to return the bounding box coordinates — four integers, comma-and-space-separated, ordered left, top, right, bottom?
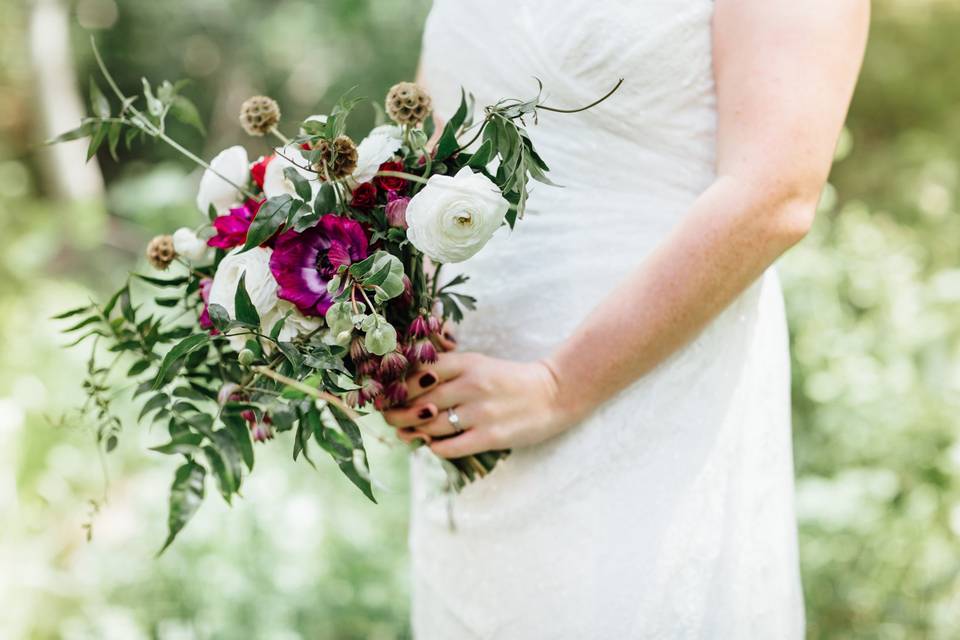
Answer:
146, 235, 176, 270
239, 95, 281, 137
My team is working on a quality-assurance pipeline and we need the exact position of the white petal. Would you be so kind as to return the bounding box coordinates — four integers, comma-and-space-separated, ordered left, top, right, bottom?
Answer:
196, 146, 249, 216
352, 133, 402, 184
263, 145, 317, 201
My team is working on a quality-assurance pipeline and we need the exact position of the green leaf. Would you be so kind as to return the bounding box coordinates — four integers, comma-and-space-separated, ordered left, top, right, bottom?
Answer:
275, 341, 303, 373
233, 274, 260, 327
139, 392, 169, 422
242, 195, 300, 250
223, 414, 254, 471
313, 182, 337, 214
128, 359, 151, 377
435, 89, 469, 161
159, 461, 205, 553
149, 432, 203, 456
89, 78, 110, 119
206, 303, 230, 332
51, 304, 93, 320
323, 404, 375, 502
120, 288, 136, 324
62, 315, 99, 334
46, 121, 95, 145
86, 122, 108, 161
204, 431, 243, 504
153, 334, 210, 389
107, 122, 121, 161
170, 95, 205, 134
133, 274, 189, 287
283, 166, 313, 202
466, 138, 494, 169
142, 78, 164, 117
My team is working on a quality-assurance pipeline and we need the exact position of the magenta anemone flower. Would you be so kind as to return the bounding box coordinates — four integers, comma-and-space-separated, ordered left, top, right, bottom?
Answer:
269, 214, 369, 317
207, 200, 261, 250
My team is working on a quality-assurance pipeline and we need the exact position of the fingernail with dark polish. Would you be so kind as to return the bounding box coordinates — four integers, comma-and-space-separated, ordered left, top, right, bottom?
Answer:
418, 408, 434, 420
444, 332, 457, 343
419, 373, 437, 388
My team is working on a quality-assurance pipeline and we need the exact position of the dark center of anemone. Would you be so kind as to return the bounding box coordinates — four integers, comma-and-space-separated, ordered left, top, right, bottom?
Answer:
316, 251, 337, 279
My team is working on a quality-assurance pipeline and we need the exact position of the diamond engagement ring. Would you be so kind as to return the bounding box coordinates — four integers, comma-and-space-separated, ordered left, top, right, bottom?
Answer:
447, 407, 464, 433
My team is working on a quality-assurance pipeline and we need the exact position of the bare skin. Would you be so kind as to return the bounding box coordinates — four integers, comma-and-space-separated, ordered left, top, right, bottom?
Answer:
386, 0, 871, 458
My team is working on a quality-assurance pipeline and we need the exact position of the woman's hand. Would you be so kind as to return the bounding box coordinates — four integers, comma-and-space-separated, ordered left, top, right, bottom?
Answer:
382, 352, 583, 458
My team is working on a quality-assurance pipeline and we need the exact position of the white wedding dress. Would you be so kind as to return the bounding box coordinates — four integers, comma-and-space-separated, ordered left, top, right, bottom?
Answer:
410, 1, 805, 638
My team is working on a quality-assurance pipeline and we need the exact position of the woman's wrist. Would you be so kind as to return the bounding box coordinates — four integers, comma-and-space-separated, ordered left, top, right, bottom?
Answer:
538, 354, 597, 429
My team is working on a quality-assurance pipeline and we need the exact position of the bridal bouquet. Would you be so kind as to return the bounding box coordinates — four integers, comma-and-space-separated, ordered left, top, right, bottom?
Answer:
52, 41, 619, 549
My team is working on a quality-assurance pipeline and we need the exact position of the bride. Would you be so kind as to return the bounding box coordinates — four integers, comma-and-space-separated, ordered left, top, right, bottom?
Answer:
383, 0, 868, 637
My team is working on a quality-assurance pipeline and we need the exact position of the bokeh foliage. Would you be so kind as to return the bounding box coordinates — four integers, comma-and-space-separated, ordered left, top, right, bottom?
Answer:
1, 0, 958, 638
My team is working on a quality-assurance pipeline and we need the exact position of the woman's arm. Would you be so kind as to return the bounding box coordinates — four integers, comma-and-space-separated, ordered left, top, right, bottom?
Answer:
384, 0, 870, 457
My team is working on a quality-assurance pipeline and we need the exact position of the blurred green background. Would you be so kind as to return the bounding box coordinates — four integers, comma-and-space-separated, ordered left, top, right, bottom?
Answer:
1, 0, 958, 638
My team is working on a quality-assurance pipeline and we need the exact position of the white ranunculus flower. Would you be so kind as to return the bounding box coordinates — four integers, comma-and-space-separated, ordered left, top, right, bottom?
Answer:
196, 146, 248, 216
405, 167, 510, 264
263, 145, 316, 202
207, 247, 319, 351
268, 300, 322, 343
172, 227, 211, 263
352, 131, 402, 184
209, 247, 278, 351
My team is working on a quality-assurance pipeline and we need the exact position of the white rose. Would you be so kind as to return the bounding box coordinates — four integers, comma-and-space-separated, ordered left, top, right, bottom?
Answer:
352, 131, 402, 184
172, 227, 211, 263
263, 145, 316, 202
196, 146, 248, 216
405, 167, 509, 264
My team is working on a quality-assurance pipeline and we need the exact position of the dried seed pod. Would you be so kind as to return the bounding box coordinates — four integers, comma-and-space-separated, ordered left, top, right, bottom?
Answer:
313, 135, 358, 180
385, 82, 432, 127
146, 234, 177, 270
239, 95, 281, 136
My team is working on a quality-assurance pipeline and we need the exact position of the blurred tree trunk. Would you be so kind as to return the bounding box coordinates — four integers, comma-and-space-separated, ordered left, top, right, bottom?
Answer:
28, 0, 104, 201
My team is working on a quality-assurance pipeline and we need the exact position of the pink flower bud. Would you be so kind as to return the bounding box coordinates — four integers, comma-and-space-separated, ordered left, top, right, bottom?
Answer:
358, 377, 384, 406
385, 380, 408, 405
385, 196, 410, 229
379, 350, 409, 381
350, 336, 369, 362
427, 315, 442, 335
409, 338, 437, 364
345, 390, 361, 408
357, 357, 380, 377
217, 382, 242, 406
408, 316, 429, 339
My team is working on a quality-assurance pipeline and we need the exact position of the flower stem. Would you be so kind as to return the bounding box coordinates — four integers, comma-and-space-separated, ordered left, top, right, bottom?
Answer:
537, 78, 625, 113
89, 36, 256, 201
270, 127, 292, 146
252, 365, 358, 419
375, 170, 429, 186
